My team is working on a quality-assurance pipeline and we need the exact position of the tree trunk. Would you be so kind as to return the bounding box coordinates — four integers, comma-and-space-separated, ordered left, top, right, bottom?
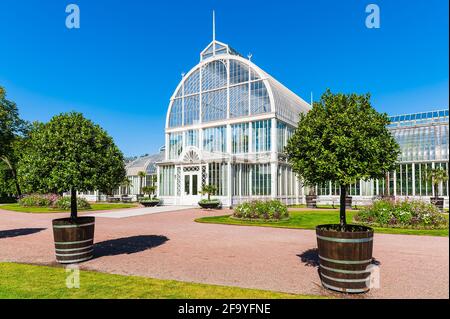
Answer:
208, 193, 211, 201
434, 183, 439, 199
384, 172, 389, 196
70, 188, 77, 220
1, 156, 21, 196
339, 184, 347, 231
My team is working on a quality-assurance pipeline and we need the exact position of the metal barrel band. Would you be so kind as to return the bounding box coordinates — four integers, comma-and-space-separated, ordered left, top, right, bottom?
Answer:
322, 282, 369, 293
319, 255, 372, 265
317, 235, 373, 243
54, 239, 93, 245
57, 256, 93, 264
55, 245, 93, 252
55, 249, 93, 257
321, 273, 369, 283
53, 222, 95, 229
320, 264, 370, 274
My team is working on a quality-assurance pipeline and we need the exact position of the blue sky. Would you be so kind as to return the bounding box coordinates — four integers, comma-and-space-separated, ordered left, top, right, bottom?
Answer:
0, 0, 448, 156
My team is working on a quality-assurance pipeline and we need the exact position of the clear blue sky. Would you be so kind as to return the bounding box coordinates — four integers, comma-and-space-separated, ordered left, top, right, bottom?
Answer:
0, 0, 448, 156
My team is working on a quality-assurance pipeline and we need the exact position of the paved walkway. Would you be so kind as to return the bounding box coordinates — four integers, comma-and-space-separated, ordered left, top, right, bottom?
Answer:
0, 207, 448, 299
87, 206, 193, 219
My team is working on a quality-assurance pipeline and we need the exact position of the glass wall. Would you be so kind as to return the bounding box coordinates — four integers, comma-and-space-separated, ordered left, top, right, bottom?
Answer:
159, 166, 175, 196
232, 123, 249, 154
252, 164, 271, 196
185, 130, 199, 148
169, 133, 183, 160
209, 163, 228, 196
168, 58, 271, 127
252, 120, 271, 153
203, 126, 226, 153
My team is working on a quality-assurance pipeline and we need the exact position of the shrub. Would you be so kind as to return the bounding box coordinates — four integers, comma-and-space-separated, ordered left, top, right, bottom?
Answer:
234, 200, 288, 220
354, 199, 448, 229
54, 197, 91, 210
18, 194, 60, 207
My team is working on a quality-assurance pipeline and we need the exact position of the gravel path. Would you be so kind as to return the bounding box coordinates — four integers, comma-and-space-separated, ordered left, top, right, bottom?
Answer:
0, 208, 448, 299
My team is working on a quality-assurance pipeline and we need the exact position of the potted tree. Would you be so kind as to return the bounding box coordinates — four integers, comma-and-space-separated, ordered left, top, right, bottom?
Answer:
198, 185, 221, 209
137, 171, 146, 201
18, 112, 126, 264
140, 185, 160, 207
428, 167, 448, 211
286, 90, 400, 293
305, 184, 317, 208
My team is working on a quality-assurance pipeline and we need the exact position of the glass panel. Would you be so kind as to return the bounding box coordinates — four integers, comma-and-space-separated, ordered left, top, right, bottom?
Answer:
232, 123, 249, 154
192, 175, 198, 195
252, 120, 271, 153
230, 84, 249, 118
184, 175, 190, 195
169, 99, 182, 128
203, 126, 226, 153
250, 81, 270, 114
202, 89, 227, 123
202, 60, 227, 91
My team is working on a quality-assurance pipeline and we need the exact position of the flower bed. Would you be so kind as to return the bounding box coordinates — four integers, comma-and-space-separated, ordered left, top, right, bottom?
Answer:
18, 194, 91, 210
354, 199, 448, 229
233, 200, 289, 221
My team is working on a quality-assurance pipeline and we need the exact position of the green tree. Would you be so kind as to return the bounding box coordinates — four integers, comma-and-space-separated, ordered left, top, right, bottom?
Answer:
0, 86, 30, 196
142, 185, 157, 198
137, 171, 146, 195
200, 185, 217, 201
286, 90, 400, 230
427, 167, 448, 198
18, 112, 126, 219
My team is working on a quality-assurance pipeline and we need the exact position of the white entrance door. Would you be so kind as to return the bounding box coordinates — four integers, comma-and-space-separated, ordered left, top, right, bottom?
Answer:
183, 170, 201, 205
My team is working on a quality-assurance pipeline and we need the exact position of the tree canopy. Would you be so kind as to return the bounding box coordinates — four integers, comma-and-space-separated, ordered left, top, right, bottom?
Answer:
0, 86, 30, 196
286, 90, 399, 187
18, 112, 126, 200
286, 90, 400, 228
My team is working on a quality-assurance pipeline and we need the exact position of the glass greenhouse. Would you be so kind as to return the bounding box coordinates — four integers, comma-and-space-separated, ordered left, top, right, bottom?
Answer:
315, 110, 449, 207
156, 39, 311, 206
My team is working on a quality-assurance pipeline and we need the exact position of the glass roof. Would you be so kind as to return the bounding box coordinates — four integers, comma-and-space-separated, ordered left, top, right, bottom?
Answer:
388, 109, 449, 128
201, 40, 243, 61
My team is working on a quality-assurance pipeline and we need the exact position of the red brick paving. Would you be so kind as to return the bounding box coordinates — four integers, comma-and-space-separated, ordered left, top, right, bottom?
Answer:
0, 207, 448, 299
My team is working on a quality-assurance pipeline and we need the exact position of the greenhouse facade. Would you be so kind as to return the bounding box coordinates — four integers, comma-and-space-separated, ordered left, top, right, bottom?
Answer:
156, 39, 311, 207
316, 110, 449, 207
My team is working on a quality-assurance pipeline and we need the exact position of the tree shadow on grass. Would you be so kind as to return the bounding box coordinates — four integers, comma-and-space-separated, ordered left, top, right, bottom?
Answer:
297, 248, 382, 267
0, 228, 46, 239
94, 235, 169, 258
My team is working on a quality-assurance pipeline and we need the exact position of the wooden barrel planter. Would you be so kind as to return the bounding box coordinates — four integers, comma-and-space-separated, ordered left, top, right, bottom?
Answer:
316, 224, 374, 293
430, 197, 444, 210
306, 195, 317, 208
52, 217, 95, 264
345, 196, 352, 209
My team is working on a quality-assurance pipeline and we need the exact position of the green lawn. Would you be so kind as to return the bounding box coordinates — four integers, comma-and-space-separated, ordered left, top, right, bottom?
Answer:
0, 263, 323, 299
196, 210, 449, 237
0, 203, 138, 214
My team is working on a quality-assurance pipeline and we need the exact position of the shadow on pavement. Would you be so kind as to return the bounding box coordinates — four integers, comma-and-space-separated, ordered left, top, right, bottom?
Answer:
94, 235, 169, 258
0, 228, 46, 239
297, 248, 382, 267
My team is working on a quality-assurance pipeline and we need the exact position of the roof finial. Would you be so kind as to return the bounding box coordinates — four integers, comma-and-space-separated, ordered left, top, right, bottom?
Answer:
212, 10, 216, 43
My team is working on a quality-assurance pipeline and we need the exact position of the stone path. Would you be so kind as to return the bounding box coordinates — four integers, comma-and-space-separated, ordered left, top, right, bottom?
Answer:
86, 206, 193, 219
0, 207, 448, 299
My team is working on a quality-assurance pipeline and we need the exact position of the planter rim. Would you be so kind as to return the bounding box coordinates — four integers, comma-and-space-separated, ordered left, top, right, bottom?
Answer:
316, 224, 373, 237
52, 216, 95, 225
